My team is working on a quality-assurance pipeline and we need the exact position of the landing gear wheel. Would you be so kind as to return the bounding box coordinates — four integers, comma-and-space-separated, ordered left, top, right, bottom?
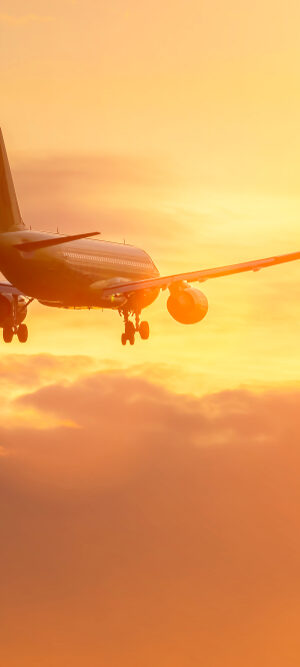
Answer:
3, 327, 13, 343
121, 321, 135, 346
139, 321, 150, 340
125, 321, 135, 337
123, 320, 135, 346
17, 323, 28, 343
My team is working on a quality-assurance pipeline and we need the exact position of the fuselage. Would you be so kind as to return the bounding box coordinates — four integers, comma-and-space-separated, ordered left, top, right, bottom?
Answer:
0, 231, 160, 309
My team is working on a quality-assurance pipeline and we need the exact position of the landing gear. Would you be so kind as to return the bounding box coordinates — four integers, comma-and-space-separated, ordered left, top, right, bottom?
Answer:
3, 326, 13, 343
17, 323, 28, 343
120, 309, 150, 345
121, 319, 135, 346
139, 321, 150, 340
2, 295, 30, 344
3, 323, 28, 343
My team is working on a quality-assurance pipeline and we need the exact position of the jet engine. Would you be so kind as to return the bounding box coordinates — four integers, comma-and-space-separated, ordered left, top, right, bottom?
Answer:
167, 287, 208, 324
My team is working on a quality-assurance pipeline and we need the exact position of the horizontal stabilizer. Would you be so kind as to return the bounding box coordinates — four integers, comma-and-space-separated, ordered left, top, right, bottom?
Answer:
0, 280, 24, 296
14, 231, 100, 252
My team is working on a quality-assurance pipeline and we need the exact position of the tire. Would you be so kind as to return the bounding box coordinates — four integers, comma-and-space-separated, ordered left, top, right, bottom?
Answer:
139, 321, 150, 340
17, 323, 28, 343
125, 321, 135, 337
3, 327, 13, 343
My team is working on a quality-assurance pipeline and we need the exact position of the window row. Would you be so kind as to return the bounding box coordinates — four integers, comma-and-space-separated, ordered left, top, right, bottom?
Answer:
63, 252, 150, 269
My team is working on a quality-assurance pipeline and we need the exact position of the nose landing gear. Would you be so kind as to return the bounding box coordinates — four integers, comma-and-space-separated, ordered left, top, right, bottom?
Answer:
120, 310, 150, 346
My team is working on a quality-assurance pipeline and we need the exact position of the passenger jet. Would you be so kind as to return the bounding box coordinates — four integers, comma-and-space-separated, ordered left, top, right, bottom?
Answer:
0, 129, 299, 345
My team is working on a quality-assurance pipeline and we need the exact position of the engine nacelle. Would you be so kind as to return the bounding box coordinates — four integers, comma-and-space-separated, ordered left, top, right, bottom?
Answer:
167, 287, 208, 324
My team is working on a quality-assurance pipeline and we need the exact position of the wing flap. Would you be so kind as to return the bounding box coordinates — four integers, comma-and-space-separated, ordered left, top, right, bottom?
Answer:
102, 250, 300, 296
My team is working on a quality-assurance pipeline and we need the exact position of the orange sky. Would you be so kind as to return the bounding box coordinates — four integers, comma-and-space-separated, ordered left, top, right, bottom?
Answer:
1, 1, 300, 665
0, 0, 300, 391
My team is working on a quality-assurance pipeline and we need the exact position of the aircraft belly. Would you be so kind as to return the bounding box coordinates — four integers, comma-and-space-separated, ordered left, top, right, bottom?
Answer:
0, 252, 81, 302
10, 261, 157, 308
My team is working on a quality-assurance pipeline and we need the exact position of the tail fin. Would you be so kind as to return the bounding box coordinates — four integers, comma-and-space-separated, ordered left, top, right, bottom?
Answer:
0, 129, 25, 232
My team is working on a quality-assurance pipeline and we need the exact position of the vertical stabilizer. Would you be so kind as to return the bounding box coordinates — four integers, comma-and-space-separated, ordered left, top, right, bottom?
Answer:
0, 129, 25, 232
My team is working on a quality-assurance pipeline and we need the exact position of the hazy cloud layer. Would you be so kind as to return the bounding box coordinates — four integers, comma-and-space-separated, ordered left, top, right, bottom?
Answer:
15, 153, 172, 191
1, 371, 300, 665
0, 353, 95, 390
12, 154, 189, 253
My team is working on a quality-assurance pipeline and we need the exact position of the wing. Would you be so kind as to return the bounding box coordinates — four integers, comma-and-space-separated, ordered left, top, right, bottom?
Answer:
102, 250, 300, 296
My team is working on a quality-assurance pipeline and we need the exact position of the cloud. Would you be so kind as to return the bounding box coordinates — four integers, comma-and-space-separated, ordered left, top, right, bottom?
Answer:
1, 371, 300, 664
0, 353, 95, 391
0, 354, 98, 429
15, 374, 300, 447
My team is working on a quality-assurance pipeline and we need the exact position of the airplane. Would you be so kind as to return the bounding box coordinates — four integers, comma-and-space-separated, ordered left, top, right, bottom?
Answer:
0, 128, 299, 346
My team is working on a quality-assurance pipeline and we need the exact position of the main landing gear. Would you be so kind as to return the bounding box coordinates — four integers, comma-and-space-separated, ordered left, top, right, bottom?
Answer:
2, 294, 32, 344
120, 310, 150, 346
3, 323, 28, 344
